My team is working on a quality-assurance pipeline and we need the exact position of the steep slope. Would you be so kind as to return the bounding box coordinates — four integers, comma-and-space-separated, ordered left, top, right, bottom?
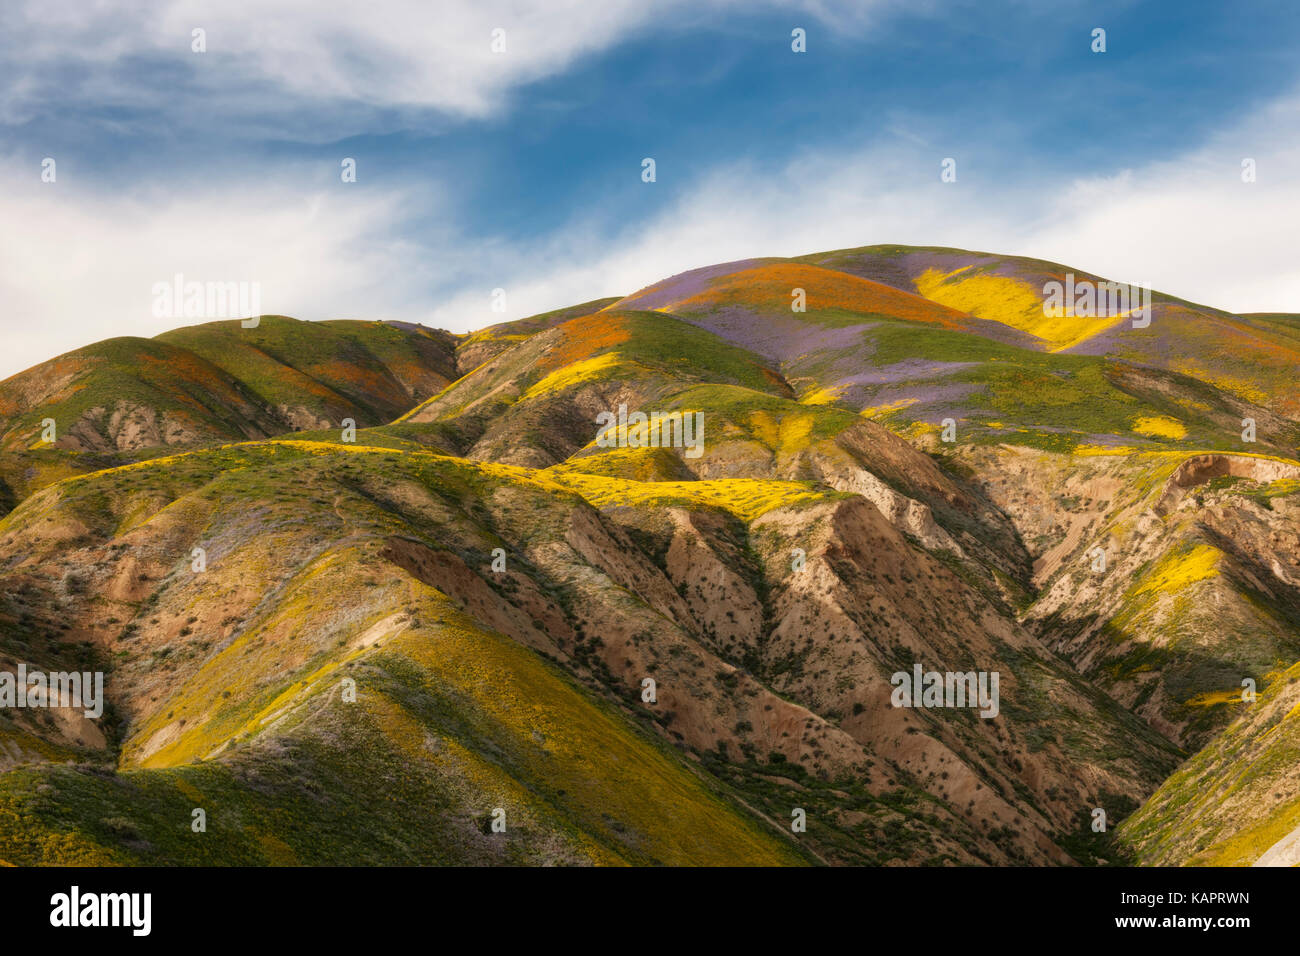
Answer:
397, 310, 1032, 591
154, 316, 458, 428
1, 318, 457, 455
455, 297, 623, 371
0, 442, 812, 865
610, 259, 1035, 405
0, 437, 1179, 864
1117, 656, 1300, 866
399, 309, 791, 466
548, 382, 1030, 587
797, 244, 1144, 350
942, 442, 1300, 754
0, 336, 282, 454
797, 244, 1300, 420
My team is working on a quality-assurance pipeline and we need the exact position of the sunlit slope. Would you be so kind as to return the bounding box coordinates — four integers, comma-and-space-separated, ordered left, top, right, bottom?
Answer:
1118, 657, 1300, 866
1074, 307, 1300, 420
0, 335, 282, 517
0, 336, 281, 453
397, 314, 1036, 591
793, 244, 1300, 420
912, 266, 1124, 351
0, 593, 806, 866
615, 261, 980, 335
0, 440, 880, 862
545, 381, 1035, 587
0, 317, 457, 456
536, 459, 1181, 864
855, 327, 1298, 457
0, 316, 461, 516
0, 441, 811, 865
1077, 529, 1300, 751
921, 439, 1300, 867
2, 241, 1297, 867
0, 436, 1181, 863
610, 260, 1034, 400
456, 297, 623, 371
596, 252, 1297, 457
398, 310, 791, 466
798, 243, 1162, 332
652, 246, 1104, 351
937, 441, 1300, 757
157, 315, 457, 426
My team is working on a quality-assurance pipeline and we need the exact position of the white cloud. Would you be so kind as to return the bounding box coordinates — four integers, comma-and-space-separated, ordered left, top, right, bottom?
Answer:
1025, 95, 1300, 311
0, 162, 442, 377
0, 0, 892, 125
433, 94, 1300, 327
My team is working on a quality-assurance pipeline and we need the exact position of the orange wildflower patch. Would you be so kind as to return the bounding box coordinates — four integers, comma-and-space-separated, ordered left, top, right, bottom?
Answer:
536, 312, 633, 373
674, 263, 973, 329
312, 357, 393, 395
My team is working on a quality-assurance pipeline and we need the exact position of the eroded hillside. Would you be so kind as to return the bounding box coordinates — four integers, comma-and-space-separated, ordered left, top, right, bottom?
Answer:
1, 244, 1296, 866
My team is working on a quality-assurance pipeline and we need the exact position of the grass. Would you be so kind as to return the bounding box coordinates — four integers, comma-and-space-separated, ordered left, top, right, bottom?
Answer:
554, 310, 787, 396
1118, 660, 1300, 866
663, 262, 971, 331
1132, 543, 1220, 597
837, 315, 1287, 454
1132, 415, 1187, 440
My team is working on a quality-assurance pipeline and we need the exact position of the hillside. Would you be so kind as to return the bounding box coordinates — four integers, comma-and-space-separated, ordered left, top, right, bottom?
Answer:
1, 244, 1297, 866
0, 317, 459, 515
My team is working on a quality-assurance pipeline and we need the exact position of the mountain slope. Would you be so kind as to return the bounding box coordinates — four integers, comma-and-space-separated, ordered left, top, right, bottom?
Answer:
0, 436, 1183, 864
1, 242, 1297, 867
0, 316, 461, 517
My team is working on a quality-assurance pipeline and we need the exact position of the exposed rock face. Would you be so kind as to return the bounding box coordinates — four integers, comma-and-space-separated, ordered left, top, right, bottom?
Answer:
55, 402, 216, 452
1157, 453, 1300, 513
813, 457, 963, 555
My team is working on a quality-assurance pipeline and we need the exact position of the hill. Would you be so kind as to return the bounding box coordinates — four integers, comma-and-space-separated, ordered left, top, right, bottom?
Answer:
1, 243, 1297, 866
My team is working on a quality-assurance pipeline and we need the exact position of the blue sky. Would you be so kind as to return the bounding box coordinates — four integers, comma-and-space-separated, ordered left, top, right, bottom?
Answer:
2, 0, 1299, 377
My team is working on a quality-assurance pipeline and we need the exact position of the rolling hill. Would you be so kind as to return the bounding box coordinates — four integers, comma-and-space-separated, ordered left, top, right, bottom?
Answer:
1, 243, 1297, 866
0, 316, 459, 515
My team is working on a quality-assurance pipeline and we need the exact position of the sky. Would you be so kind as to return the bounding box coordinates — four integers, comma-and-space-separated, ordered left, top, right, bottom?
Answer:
2, 0, 1299, 378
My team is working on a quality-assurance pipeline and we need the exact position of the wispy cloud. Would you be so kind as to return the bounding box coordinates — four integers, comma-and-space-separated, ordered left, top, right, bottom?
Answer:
430, 92, 1300, 327
1, 0, 892, 129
